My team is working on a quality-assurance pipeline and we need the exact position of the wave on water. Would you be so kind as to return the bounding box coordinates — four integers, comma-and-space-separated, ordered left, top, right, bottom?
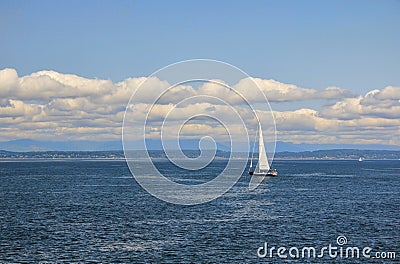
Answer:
79, 185, 132, 187
99, 242, 162, 252
361, 168, 400, 172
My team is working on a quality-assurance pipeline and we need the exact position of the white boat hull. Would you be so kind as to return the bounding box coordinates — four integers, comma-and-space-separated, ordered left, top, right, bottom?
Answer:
249, 171, 278, 177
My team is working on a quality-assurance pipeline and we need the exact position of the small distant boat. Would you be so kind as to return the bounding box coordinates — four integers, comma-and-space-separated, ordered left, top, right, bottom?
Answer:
249, 123, 278, 177
358, 157, 364, 162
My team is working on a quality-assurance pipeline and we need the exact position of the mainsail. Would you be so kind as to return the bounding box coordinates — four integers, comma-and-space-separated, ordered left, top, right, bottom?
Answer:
256, 124, 270, 172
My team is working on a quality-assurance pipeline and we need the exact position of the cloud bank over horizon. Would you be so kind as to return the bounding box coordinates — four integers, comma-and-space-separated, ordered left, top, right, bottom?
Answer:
0, 68, 398, 146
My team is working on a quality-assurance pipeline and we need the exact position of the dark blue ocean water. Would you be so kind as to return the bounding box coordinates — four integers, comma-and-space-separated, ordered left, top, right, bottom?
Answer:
0, 160, 399, 263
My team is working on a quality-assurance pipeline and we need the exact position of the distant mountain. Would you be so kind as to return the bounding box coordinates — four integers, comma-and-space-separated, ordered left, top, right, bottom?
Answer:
141, 139, 230, 152
0, 139, 399, 152
0, 139, 123, 152
275, 149, 400, 160
0, 139, 230, 152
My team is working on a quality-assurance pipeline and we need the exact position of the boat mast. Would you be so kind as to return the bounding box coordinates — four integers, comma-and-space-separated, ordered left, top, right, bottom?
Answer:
250, 127, 258, 171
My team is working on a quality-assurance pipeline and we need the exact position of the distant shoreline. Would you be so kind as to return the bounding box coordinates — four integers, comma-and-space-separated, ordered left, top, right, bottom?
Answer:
1, 149, 400, 161
1, 157, 399, 162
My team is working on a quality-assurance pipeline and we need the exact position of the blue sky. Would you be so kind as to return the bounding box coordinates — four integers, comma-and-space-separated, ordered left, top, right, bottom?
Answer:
1, 0, 399, 94
0, 1, 399, 148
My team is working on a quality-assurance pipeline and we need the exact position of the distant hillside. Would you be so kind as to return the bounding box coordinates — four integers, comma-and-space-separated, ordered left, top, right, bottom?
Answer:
274, 149, 400, 160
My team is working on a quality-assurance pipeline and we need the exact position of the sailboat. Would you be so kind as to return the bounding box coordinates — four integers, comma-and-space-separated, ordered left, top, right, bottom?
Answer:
249, 123, 278, 177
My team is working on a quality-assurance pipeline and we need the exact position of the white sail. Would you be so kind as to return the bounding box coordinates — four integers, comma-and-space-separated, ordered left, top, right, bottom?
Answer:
257, 124, 270, 172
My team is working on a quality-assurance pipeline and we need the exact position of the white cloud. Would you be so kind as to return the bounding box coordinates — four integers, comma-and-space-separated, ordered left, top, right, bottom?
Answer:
0, 99, 42, 118
0, 68, 397, 146
321, 86, 400, 119
234, 78, 354, 102
0, 68, 19, 98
